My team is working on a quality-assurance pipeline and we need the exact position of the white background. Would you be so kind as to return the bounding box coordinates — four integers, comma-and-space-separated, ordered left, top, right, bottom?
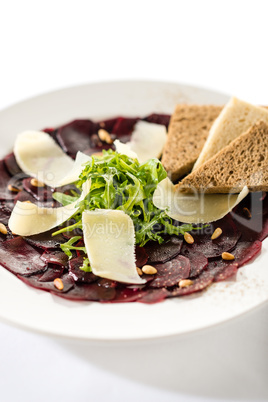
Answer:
0, 1, 268, 402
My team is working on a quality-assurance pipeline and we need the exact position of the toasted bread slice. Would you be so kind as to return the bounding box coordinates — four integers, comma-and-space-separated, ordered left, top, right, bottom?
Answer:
161, 104, 222, 181
177, 121, 268, 193
193, 97, 268, 170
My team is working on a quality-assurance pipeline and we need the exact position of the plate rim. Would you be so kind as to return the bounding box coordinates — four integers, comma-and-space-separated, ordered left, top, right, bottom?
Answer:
0, 78, 229, 114
0, 79, 267, 342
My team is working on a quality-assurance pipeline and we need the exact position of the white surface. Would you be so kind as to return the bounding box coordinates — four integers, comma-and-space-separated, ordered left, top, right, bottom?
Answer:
0, 1, 268, 401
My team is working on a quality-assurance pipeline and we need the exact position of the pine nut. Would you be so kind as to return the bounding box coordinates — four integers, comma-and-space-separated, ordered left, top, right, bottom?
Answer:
54, 278, 64, 290
0, 223, 7, 235
179, 279, 193, 288
30, 178, 44, 187
211, 227, 222, 240
142, 265, 157, 275
243, 207, 252, 219
222, 252, 235, 260
136, 267, 143, 276
7, 184, 20, 193
184, 232, 194, 244
98, 129, 113, 144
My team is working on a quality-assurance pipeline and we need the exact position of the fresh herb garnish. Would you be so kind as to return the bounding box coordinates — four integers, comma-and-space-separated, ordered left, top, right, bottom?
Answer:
53, 150, 201, 258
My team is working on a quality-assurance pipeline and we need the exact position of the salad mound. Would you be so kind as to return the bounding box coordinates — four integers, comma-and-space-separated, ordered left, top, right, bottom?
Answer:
54, 150, 197, 270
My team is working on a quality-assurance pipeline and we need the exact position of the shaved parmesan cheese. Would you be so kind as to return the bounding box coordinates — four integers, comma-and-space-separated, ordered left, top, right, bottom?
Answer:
9, 180, 91, 236
57, 151, 91, 186
14, 131, 91, 187
114, 121, 166, 163
114, 140, 138, 160
130, 121, 166, 163
153, 177, 249, 224
82, 209, 146, 284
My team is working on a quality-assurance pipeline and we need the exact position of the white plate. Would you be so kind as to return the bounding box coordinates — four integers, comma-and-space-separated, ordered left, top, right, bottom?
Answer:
0, 80, 267, 341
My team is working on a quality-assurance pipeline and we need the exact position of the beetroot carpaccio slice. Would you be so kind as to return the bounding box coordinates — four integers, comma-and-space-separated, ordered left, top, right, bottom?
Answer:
0, 203, 12, 226
145, 236, 183, 263
18, 272, 74, 293
149, 255, 191, 288
0, 160, 16, 201
14, 190, 55, 208
4, 153, 22, 176
41, 250, 69, 267
0, 237, 47, 276
55, 282, 116, 302
185, 215, 241, 259
0, 114, 267, 304
56, 119, 100, 156
24, 229, 67, 250
180, 246, 208, 278
68, 256, 98, 284
22, 178, 54, 202
38, 265, 65, 282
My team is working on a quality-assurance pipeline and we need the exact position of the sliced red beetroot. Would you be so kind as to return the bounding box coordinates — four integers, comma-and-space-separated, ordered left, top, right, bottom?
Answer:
55, 115, 168, 157
112, 287, 146, 303
203, 239, 262, 283
98, 117, 118, 133
0, 115, 267, 305
68, 256, 97, 283
24, 229, 67, 250
4, 153, 22, 176
18, 272, 74, 293
22, 178, 54, 201
180, 245, 208, 278
209, 261, 239, 282
41, 250, 68, 267
145, 236, 183, 264
138, 288, 169, 304
0, 236, 47, 276
0, 160, 16, 201
83, 117, 141, 153
0, 202, 12, 225
143, 113, 170, 128
97, 278, 117, 288
259, 220, 268, 242
214, 265, 238, 282
150, 255, 190, 288
14, 190, 36, 204
186, 215, 241, 259
232, 192, 268, 243
56, 282, 116, 301
232, 240, 262, 268
14, 190, 55, 208
56, 119, 99, 156
43, 127, 56, 135
135, 246, 148, 267
38, 265, 64, 282
111, 117, 139, 137
168, 270, 214, 297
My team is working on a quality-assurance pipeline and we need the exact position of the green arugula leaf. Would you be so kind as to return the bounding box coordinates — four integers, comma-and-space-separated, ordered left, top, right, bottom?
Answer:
52, 192, 79, 206
80, 257, 92, 272
60, 236, 86, 259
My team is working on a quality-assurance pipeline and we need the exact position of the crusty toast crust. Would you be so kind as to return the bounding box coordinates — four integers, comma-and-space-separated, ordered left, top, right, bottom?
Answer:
177, 121, 268, 193
161, 104, 222, 181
